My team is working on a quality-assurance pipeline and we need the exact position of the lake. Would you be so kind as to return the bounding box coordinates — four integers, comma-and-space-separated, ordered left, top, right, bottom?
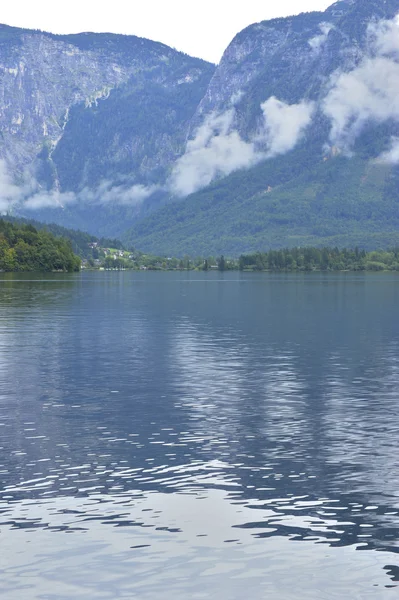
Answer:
0, 270, 398, 599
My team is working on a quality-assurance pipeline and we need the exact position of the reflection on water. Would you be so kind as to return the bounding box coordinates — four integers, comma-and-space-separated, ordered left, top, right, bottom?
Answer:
0, 271, 399, 598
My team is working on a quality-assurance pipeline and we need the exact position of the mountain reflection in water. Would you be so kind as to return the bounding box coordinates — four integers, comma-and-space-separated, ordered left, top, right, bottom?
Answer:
0, 271, 398, 599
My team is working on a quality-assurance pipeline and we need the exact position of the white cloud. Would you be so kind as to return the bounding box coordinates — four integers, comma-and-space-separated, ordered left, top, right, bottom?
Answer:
0, 160, 76, 212
375, 137, 399, 165
0, 159, 159, 212
23, 190, 77, 210
169, 110, 259, 196
81, 181, 159, 206
323, 14, 399, 150
259, 96, 315, 158
368, 14, 399, 58
0, 160, 23, 212
309, 22, 333, 52
0, 160, 40, 212
324, 57, 399, 148
1, 92, 315, 207
230, 91, 245, 106
170, 98, 314, 197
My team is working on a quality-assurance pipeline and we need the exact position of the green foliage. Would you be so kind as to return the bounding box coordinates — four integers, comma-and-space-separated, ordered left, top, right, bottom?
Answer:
238, 246, 399, 272
2, 216, 123, 259
218, 255, 226, 271
123, 151, 399, 257
103, 256, 128, 269
0, 220, 81, 272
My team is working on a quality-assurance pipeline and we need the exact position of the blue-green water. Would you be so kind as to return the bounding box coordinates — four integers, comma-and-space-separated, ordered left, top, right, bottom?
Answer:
0, 271, 398, 599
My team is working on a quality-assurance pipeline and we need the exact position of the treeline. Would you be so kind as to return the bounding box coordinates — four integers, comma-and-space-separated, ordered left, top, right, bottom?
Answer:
0, 220, 81, 272
238, 247, 399, 271
87, 247, 399, 272
100, 247, 399, 272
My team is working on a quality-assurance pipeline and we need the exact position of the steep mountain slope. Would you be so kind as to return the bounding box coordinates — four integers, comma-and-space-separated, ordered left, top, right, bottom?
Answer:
192, 0, 399, 125
124, 150, 399, 256
52, 73, 211, 192
123, 0, 399, 254
0, 24, 214, 192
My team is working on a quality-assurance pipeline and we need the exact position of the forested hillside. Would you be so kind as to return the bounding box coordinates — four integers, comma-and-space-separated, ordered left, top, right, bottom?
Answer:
238, 246, 399, 271
0, 220, 81, 271
123, 151, 399, 256
2, 216, 124, 259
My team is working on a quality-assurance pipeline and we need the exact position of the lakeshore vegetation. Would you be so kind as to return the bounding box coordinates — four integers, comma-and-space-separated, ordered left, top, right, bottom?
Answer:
0, 219, 81, 272
2, 217, 399, 273
236, 247, 399, 272
92, 246, 399, 272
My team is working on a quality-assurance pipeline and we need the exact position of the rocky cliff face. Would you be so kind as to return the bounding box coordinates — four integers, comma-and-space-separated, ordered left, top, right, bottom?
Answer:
0, 30, 126, 174
192, 0, 399, 136
0, 25, 214, 189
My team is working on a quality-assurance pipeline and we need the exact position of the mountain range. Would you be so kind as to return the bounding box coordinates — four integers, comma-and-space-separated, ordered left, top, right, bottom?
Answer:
1, 0, 399, 255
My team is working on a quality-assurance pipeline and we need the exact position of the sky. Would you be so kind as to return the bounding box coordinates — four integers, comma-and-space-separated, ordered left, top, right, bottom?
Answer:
1, 0, 334, 63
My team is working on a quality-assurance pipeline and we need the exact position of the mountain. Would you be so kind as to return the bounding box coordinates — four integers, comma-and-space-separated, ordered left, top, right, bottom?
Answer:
2, 1, 399, 254
123, 0, 399, 254
0, 24, 214, 232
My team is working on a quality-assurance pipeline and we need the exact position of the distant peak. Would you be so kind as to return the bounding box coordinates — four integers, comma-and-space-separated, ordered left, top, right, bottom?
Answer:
327, 0, 356, 6
325, 0, 356, 12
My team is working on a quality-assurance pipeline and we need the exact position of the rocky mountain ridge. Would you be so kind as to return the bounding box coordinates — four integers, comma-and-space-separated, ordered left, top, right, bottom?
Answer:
193, 0, 399, 135
0, 24, 214, 190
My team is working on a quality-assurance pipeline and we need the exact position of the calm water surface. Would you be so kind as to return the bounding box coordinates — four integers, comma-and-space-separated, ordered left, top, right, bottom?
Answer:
0, 271, 399, 599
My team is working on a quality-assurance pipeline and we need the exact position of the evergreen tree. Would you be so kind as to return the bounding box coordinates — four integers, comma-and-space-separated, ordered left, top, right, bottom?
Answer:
218, 255, 226, 271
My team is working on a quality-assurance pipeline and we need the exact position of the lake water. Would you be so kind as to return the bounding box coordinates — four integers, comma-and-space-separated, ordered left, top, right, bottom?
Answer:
0, 271, 399, 599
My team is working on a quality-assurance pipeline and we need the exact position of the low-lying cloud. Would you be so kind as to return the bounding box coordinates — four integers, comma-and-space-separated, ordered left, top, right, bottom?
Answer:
169, 110, 258, 197
309, 23, 333, 52
368, 14, 399, 58
323, 57, 399, 148
375, 136, 399, 165
81, 181, 159, 206
0, 160, 33, 212
323, 14, 399, 151
168, 12, 399, 195
170, 98, 314, 197
260, 97, 315, 158
0, 159, 159, 213
23, 189, 76, 210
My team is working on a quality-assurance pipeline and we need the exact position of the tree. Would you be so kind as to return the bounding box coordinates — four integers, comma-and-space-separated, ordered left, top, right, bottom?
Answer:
218, 255, 226, 271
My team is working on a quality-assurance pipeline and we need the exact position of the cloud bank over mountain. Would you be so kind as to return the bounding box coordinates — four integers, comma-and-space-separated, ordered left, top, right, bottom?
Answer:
170, 97, 314, 197
260, 97, 315, 158
3, 10, 399, 215
323, 15, 399, 153
308, 22, 333, 52
0, 160, 159, 212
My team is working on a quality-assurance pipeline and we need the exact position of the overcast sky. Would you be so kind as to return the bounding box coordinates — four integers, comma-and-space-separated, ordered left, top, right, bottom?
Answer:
1, 1, 334, 63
